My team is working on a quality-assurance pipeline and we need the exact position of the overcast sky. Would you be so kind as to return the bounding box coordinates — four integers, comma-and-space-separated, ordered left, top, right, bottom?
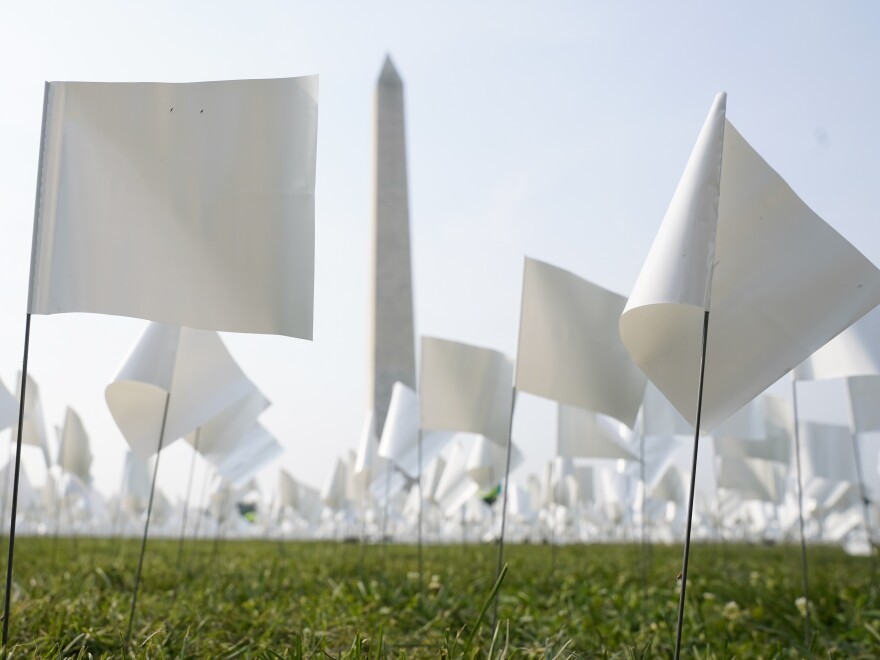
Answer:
1, 2, 877, 504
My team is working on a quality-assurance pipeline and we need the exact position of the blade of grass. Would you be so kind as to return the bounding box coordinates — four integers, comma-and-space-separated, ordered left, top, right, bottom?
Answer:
463, 562, 509, 656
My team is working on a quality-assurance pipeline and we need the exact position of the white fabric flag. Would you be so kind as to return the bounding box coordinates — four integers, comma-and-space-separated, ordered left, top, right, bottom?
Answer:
120, 451, 153, 515
651, 463, 686, 504
354, 411, 387, 478
279, 469, 321, 522
642, 381, 692, 436
28, 76, 317, 338
465, 435, 524, 491
57, 407, 93, 485
420, 337, 514, 446
557, 404, 637, 460
800, 421, 858, 484
279, 469, 301, 509
16, 372, 50, 464
763, 395, 794, 444
621, 92, 880, 431
377, 382, 453, 479
433, 435, 523, 515
714, 435, 790, 465
846, 376, 880, 434
795, 305, 880, 381
0, 379, 17, 432
717, 457, 784, 503
516, 258, 646, 428
321, 456, 349, 511
378, 382, 419, 464
105, 322, 255, 460
214, 424, 282, 487
185, 388, 270, 469
710, 394, 765, 440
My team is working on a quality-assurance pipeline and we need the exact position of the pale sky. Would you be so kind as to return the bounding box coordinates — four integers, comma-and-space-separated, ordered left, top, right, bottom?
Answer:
0, 2, 878, 505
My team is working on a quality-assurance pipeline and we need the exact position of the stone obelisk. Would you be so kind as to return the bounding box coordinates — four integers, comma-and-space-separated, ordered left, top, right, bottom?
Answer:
370, 55, 416, 437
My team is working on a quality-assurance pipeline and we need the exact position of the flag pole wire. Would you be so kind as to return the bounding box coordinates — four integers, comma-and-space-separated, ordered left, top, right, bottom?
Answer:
550, 441, 558, 570
4, 85, 49, 651
2, 313, 33, 651
212, 483, 231, 563
673, 309, 710, 660
381, 459, 391, 564
639, 407, 649, 617
125, 390, 171, 648
61, 477, 80, 554
358, 467, 368, 577
1, 436, 12, 538
844, 379, 878, 585
176, 427, 201, 567
492, 386, 518, 631
417, 428, 423, 594
790, 376, 812, 647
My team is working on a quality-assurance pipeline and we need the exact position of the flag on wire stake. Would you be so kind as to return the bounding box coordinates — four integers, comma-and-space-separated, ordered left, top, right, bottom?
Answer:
620, 92, 880, 658
514, 257, 647, 614
795, 306, 880, 561
419, 337, 515, 595
6, 75, 318, 648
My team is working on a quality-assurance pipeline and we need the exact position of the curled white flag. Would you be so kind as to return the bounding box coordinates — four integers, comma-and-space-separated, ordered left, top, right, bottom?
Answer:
621, 93, 880, 431
57, 407, 93, 485
105, 322, 255, 460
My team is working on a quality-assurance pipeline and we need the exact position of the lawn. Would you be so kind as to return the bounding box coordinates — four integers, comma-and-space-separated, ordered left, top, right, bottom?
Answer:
0, 536, 877, 657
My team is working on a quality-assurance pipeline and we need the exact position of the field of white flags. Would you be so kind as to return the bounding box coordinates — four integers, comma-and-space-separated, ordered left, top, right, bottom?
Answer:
3, 2, 880, 657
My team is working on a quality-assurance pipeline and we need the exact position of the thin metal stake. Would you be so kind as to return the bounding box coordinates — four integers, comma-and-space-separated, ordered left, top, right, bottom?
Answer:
639, 408, 649, 617
417, 428, 423, 591
125, 391, 171, 647
791, 377, 811, 647
176, 427, 201, 567
492, 386, 518, 629
844, 379, 878, 582
673, 310, 710, 660
3, 313, 33, 649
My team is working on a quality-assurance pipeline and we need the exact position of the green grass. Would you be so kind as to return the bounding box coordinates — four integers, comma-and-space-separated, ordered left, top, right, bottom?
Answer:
0, 536, 876, 657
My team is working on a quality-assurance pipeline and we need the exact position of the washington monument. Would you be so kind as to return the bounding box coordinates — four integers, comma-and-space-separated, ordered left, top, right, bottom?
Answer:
370, 55, 416, 436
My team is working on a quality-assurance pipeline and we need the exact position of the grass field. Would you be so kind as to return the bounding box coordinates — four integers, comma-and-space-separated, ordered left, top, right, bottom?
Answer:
0, 536, 877, 657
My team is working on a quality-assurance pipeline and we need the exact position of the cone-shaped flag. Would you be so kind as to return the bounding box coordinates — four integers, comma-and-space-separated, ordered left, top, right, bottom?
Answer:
621, 93, 880, 431
105, 322, 255, 460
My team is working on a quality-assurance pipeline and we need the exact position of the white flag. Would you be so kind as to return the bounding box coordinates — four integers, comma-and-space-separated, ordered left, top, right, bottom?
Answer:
516, 258, 646, 428
800, 421, 857, 484
846, 376, 880, 434
420, 337, 514, 446
0, 379, 17, 433
377, 382, 454, 479
105, 322, 256, 460
621, 93, 880, 431
57, 407, 93, 485
185, 388, 270, 469
214, 424, 282, 487
717, 457, 784, 503
556, 404, 637, 460
795, 305, 880, 381
28, 76, 318, 338
16, 372, 50, 464
714, 435, 790, 465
